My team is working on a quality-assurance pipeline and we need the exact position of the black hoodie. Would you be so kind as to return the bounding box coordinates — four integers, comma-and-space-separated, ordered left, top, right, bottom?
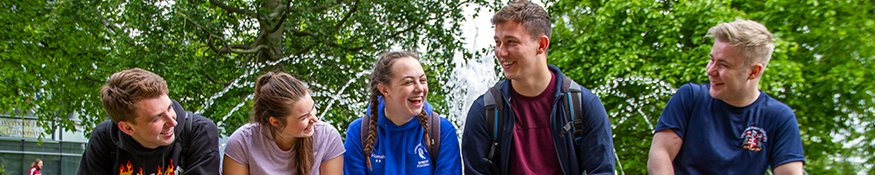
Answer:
77, 99, 220, 175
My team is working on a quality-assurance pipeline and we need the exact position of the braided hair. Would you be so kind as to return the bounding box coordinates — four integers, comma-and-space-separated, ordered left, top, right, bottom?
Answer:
363, 51, 432, 170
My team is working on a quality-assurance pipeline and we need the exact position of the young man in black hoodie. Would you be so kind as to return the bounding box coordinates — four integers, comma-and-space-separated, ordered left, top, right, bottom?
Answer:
78, 68, 220, 175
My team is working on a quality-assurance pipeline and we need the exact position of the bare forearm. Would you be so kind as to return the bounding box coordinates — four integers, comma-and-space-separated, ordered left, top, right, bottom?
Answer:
773, 161, 803, 175
647, 152, 675, 175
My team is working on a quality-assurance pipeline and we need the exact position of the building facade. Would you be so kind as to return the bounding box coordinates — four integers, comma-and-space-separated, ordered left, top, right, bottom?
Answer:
0, 114, 86, 175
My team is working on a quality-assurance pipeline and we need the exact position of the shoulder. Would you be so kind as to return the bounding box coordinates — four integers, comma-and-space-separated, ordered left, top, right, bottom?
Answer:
313, 121, 343, 145
190, 113, 218, 130
229, 123, 258, 139
760, 94, 796, 119
670, 83, 709, 102
679, 83, 708, 95
88, 120, 116, 142
436, 114, 458, 133
314, 121, 341, 136
467, 94, 488, 114
346, 118, 364, 137
94, 120, 115, 135
573, 85, 599, 100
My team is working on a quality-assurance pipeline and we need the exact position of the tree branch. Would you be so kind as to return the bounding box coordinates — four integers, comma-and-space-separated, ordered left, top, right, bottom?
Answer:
350, 20, 426, 52
228, 45, 268, 54
200, 65, 231, 86
267, 4, 288, 19
267, 9, 289, 34
289, 29, 318, 37
96, 13, 138, 46
333, 0, 359, 32
181, 13, 261, 55
209, 0, 255, 17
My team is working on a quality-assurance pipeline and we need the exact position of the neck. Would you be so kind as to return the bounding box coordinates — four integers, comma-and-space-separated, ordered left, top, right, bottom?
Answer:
724, 88, 761, 107
511, 65, 552, 97
383, 109, 415, 126
273, 132, 297, 151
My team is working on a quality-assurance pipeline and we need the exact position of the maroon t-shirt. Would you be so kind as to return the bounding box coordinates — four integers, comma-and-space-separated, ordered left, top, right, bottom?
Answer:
508, 72, 562, 175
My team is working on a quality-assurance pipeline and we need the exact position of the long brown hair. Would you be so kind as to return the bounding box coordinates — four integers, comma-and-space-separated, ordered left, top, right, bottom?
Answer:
253, 72, 314, 175
363, 51, 432, 170
31, 158, 42, 170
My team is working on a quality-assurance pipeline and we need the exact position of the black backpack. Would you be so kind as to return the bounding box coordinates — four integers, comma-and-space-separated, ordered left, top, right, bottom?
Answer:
360, 111, 442, 164
481, 77, 586, 171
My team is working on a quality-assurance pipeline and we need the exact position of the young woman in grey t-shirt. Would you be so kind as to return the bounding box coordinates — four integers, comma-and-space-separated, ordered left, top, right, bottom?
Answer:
223, 72, 345, 175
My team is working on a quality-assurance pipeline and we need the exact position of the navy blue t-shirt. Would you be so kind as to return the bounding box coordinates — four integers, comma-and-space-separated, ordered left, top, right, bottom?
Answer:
655, 83, 805, 174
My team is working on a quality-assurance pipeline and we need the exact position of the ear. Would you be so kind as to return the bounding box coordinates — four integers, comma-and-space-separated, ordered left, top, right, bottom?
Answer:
537, 35, 550, 55
748, 63, 764, 80
117, 121, 136, 136
378, 83, 390, 97
269, 117, 282, 128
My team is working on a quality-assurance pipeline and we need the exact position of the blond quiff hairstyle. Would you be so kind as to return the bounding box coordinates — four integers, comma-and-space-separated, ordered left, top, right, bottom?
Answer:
707, 19, 776, 67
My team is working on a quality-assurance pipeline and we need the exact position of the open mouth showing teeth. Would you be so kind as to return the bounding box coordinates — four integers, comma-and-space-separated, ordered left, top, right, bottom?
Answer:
408, 97, 423, 104
161, 130, 172, 135
501, 61, 515, 66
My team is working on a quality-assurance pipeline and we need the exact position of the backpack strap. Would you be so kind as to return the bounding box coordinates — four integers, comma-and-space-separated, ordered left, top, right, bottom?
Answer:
180, 111, 193, 170
427, 112, 441, 164
482, 81, 504, 173
560, 77, 585, 145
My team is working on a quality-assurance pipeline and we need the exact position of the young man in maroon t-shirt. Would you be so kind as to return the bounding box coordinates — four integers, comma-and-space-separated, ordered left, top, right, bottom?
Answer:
461, 0, 616, 175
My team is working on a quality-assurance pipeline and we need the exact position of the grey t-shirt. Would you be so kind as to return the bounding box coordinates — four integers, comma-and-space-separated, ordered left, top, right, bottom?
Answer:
225, 122, 345, 175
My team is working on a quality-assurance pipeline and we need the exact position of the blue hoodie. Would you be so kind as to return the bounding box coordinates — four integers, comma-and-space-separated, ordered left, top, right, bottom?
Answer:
344, 97, 462, 175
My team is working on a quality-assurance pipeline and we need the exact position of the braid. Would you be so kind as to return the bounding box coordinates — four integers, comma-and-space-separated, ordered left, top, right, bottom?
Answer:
363, 93, 380, 170
363, 50, 419, 171
417, 110, 431, 147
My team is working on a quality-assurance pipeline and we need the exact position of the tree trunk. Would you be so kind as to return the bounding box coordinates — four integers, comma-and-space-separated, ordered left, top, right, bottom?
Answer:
258, 0, 284, 71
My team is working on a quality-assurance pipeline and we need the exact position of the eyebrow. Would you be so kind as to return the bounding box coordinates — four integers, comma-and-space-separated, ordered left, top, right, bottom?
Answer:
299, 105, 315, 119
155, 105, 171, 117
400, 74, 427, 81
494, 35, 521, 41
709, 54, 731, 65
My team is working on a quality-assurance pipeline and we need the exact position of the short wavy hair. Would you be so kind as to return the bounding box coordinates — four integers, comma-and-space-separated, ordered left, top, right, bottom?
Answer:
492, 0, 552, 41
100, 68, 168, 124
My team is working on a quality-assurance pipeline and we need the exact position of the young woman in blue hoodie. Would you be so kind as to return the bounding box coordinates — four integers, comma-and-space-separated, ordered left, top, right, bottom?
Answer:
344, 51, 462, 175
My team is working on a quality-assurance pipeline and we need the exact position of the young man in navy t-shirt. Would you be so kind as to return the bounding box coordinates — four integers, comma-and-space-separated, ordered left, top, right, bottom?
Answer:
647, 20, 805, 175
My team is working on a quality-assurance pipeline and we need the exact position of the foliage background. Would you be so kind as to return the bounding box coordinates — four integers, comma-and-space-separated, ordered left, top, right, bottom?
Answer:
547, 0, 874, 174
1, 0, 872, 174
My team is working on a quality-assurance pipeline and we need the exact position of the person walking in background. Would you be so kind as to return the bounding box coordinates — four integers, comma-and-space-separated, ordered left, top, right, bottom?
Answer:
461, 0, 616, 174
29, 159, 42, 175
223, 72, 344, 175
78, 68, 220, 175
647, 20, 805, 175
344, 51, 462, 175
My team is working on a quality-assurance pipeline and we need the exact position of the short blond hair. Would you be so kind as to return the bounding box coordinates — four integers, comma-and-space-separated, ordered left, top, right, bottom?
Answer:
707, 20, 775, 67
100, 68, 169, 124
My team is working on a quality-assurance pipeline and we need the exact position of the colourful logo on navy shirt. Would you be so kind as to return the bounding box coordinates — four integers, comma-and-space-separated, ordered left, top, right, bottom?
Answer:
741, 126, 768, 152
